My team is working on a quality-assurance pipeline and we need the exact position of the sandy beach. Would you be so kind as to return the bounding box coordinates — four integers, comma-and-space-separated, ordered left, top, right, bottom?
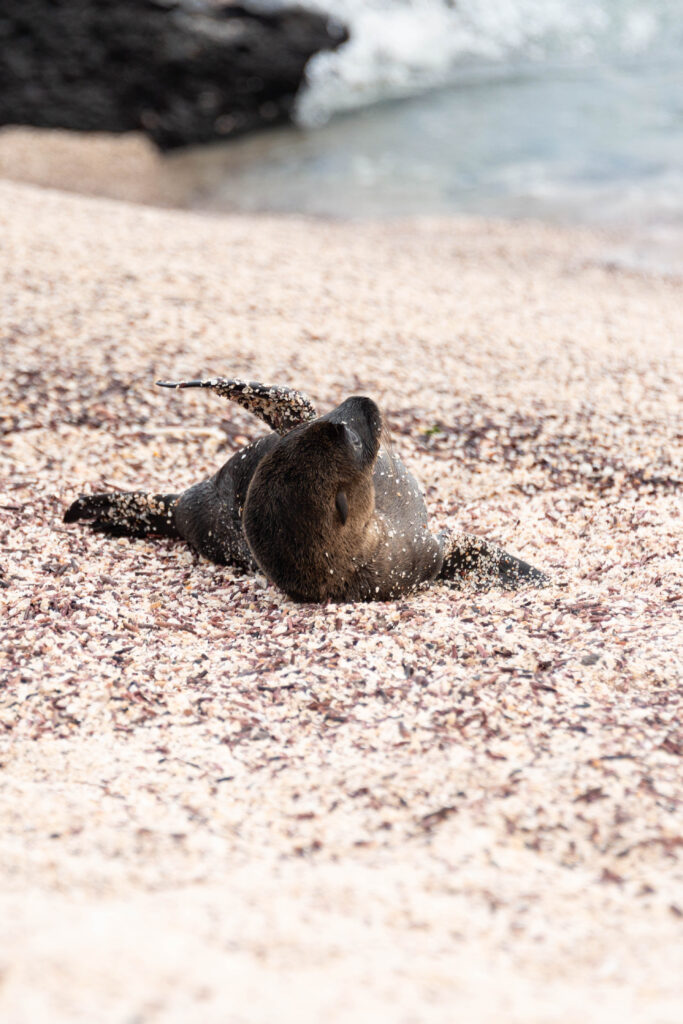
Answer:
1, 162, 682, 1023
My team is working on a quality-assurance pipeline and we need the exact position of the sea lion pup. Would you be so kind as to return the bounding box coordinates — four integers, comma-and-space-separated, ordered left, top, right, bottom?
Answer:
64, 377, 548, 602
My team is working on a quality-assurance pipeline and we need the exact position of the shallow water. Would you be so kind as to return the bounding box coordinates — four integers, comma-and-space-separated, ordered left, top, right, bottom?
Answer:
161, 0, 683, 272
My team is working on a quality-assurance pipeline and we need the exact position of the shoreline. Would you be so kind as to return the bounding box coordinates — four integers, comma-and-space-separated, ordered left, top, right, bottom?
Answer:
1, 125, 682, 279
1, 176, 682, 1023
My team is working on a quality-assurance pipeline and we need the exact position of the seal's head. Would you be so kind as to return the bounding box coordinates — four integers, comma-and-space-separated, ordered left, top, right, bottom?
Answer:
242, 396, 382, 601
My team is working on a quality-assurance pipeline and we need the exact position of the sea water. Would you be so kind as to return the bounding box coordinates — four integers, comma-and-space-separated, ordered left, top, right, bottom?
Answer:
168, 0, 683, 270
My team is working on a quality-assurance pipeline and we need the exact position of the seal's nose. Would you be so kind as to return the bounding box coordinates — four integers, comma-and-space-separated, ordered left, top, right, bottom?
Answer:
328, 396, 381, 431
325, 396, 381, 462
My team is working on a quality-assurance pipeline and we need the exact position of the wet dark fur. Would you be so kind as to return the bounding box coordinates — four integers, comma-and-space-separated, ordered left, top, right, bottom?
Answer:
65, 387, 547, 602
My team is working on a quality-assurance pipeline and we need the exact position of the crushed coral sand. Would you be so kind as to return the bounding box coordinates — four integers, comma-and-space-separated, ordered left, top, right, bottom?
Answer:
1, 178, 682, 1024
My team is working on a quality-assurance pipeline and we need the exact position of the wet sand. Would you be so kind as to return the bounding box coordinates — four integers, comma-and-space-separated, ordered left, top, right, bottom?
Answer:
1, 172, 682, 1023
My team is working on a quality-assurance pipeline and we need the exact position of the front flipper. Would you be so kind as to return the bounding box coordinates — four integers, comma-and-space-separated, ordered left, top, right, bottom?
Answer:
156, 378, 318, 435
438, 529, 549, 589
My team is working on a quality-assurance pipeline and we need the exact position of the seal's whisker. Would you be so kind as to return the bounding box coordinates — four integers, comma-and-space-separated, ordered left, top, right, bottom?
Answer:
380, 420, 396, 475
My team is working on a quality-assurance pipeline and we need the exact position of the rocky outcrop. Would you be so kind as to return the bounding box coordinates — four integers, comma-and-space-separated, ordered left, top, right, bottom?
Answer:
0, 1, 347, 149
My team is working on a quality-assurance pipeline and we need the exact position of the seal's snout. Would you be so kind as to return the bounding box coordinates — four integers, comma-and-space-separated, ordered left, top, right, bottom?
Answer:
324, 395, 382, 465
335, 395, 381, 429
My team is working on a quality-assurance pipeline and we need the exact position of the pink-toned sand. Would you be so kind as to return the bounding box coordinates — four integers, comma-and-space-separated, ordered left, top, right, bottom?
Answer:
0, 160, 682, 1024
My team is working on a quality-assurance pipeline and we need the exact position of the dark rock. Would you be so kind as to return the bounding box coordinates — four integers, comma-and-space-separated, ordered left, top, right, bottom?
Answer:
0, 1, 347, 149
580, 652, 601, 665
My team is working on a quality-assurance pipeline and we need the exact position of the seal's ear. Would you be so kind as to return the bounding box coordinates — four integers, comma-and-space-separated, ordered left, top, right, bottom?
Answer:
335, 490, 349, 525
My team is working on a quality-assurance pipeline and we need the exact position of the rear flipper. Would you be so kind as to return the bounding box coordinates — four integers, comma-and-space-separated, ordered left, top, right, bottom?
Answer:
64, 492, 179, 539
156, 377, 318, 435
438, 530, 549, 589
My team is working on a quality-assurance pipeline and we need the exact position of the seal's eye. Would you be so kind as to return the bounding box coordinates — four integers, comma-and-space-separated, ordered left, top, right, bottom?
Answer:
335, 490, 349, 525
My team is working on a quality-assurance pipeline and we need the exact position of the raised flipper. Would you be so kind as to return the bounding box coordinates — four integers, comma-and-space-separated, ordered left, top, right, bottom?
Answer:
156, 378, 318, 435
438, 529, 549, 589
64, 492, 179, 539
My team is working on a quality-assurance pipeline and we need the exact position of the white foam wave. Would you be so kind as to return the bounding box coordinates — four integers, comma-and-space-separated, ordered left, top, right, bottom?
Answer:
293, 0, 679, 126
